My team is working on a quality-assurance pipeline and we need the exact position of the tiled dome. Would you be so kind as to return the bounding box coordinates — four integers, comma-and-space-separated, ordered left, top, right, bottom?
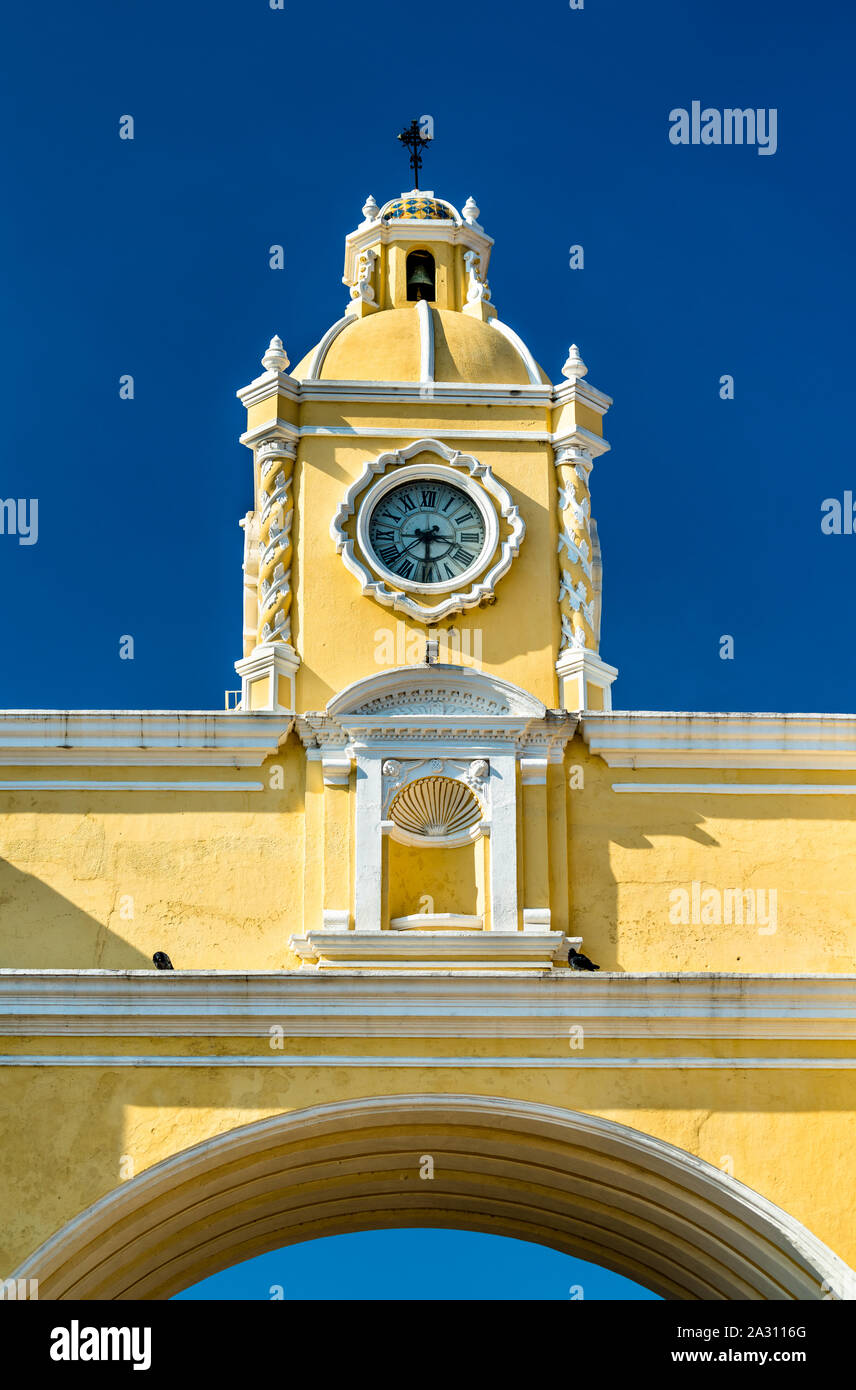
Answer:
382, 195, 454, 222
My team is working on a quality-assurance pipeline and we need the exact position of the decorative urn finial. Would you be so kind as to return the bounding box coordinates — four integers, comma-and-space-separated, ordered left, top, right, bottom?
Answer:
462, 196, 482, 228
261, 334, 290, 374
561, 344, 588, 380
361, 195, 380, 224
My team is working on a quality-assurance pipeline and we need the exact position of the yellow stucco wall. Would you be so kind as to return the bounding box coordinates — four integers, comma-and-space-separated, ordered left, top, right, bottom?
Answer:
565, 739, 856, 972
2, 742, 856, 972
0, 744, 305, 971
1, 1060, 853, 1278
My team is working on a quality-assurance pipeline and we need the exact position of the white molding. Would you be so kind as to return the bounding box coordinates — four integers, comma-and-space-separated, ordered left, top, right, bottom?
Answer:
322, 909, 350, 930
583, 712, 856, 770
390, 913, 483, 930
295, 381, 553, 405
288, 928, 572, 971
553, 377, 613, 414
304, 314, 353, 380
303, 426, 553, 441
520, 756, 548, 785
489, 318, 542, 385
416, 298, 434, 382
234, 643, 299, 713
3, 1054, 855, 1069
331, 439, 525, 623
2, 972, 853, 1040
0, 780, 263, 793
557, 648, 619, 712
612, 782, 856, 795
552, 426, 611, 460
239, 418, 300, 449
0, 712, 292, 768
320, 753, 352, 787
326, 664, 547, 722
235, 369, 300, 410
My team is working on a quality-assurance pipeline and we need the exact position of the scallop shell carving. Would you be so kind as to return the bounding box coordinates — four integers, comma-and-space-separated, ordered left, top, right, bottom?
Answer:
390, 776, 482, 840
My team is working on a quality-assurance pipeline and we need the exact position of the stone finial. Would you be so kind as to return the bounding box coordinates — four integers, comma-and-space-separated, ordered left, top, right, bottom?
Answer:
462, 196, 482, 227
262, 335, 290, 373
361, 195, 380, 224
561, 344, 588, 380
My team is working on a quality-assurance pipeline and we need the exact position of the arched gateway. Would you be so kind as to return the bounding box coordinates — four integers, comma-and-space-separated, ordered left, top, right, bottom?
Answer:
1, 185, 855, 1301
14, 1096, 855, 1302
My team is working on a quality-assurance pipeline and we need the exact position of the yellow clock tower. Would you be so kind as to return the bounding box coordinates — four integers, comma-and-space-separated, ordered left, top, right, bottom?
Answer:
231, 186, 617, 967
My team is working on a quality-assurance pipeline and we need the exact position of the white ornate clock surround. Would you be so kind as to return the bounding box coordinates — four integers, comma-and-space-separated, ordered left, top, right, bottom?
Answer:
330, 438, 525, 623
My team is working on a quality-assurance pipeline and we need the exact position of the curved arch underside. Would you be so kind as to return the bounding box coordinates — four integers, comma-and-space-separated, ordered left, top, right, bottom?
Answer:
16, 1095, 856, 1301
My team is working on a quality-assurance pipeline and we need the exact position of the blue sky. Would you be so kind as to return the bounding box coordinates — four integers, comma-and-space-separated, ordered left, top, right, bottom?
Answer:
175, 1229, 659, 1300
2, 0, 854, 713
2, 0, 851, 1297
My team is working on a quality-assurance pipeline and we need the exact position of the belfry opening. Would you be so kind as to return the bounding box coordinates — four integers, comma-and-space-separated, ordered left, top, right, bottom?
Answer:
406, 249, 435, 301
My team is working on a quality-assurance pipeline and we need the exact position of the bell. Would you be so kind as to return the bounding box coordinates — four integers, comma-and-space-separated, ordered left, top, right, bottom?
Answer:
407, 263, 434, 299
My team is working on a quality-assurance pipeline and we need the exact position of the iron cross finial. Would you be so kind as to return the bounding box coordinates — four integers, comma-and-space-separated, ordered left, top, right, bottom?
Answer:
397, 118, 432, 190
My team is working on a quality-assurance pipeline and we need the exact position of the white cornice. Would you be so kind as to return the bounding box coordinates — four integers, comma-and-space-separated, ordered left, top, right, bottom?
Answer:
4, 1054, 853, 1068
613, 782, 856, 795
583, 712, 856, 770
300, 426, 553, 442
288, 929, 572, 972
1, 972, 852, 1041
0, 712, 292, 768
236, 369, 300, 409
552, 425, 611, 459
553, 377, 613, 414
294, 380, 552, 405
0, 780, 264, 792
239, 418, 300, 450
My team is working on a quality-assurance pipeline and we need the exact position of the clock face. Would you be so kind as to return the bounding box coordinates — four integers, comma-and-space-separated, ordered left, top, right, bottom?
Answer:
366, 478, 488, 587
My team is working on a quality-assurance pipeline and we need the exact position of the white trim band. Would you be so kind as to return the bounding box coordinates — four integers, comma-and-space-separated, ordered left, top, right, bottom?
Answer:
0, 780, 263, 793
1, 1053, 853, 1068
612, 782, 856, 795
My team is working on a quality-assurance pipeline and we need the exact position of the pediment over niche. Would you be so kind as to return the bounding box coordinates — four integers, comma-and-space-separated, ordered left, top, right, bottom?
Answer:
326, 665, 546, 721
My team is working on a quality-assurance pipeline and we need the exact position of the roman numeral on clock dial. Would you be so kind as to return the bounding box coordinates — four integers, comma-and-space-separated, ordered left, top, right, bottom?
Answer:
367, 478, 487, 587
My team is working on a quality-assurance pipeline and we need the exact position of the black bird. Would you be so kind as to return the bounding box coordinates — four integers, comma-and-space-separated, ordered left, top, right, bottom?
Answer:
568, 947, 600, 972
152, 951, 174, 970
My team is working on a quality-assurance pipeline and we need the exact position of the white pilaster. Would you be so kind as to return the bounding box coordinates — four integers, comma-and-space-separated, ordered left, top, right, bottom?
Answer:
234, 642, 300, 713
354, 753, 384, 931
488, 752, 519, 932
556, 647, 618, 713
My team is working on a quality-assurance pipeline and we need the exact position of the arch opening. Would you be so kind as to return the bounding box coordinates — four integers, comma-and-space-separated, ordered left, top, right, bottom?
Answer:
14, 1095, 856, 1302
176, 1228, 660, 1300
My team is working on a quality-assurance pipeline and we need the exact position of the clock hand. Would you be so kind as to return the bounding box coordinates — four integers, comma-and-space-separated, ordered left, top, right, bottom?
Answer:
414, 523, 441, 560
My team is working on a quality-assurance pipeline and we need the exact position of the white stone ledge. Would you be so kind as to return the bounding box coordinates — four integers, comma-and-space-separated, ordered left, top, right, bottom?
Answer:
583, 712, 856, 770
0, 971, 852, 1040
0, 712, 292, 767
1, 1054, 853, 1069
